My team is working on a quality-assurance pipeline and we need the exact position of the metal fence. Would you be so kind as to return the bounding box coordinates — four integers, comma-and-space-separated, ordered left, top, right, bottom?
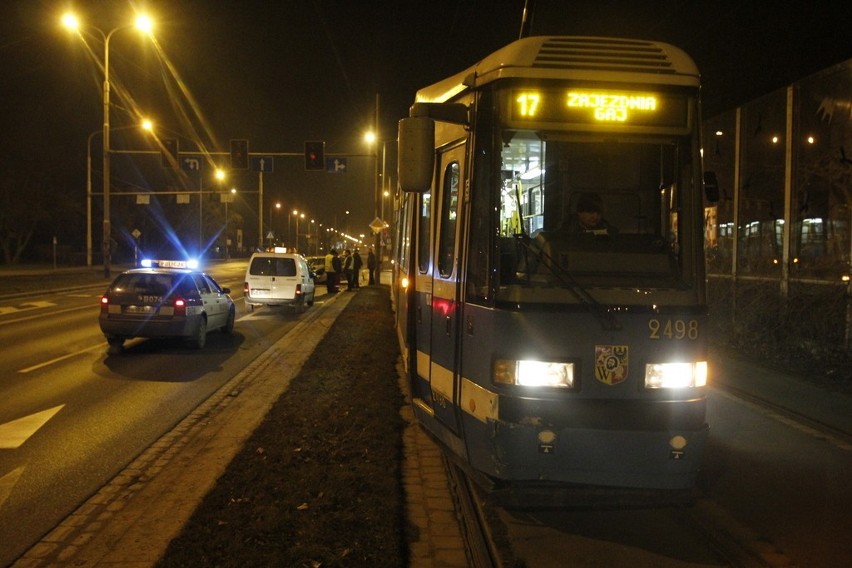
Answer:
703, 58, 852, 356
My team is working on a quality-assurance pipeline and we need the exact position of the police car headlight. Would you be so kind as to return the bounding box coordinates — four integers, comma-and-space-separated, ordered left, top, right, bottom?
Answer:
494, 359, 575, 388
645, 361, 707, 389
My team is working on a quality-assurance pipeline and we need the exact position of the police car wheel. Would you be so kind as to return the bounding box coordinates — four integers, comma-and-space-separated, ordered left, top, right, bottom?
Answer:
222, 308, 235, 333
191, 318, 207, 349
106, 336, 124, 354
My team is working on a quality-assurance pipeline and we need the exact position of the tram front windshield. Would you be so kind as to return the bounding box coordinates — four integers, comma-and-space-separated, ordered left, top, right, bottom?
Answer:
494, 130, 697, 302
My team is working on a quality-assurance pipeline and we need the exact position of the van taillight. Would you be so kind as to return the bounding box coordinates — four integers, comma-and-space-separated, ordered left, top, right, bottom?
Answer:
244, 282, 250, 294
174, 298, 187, 316
295, 284, 302, 296
100, 295, 109, 313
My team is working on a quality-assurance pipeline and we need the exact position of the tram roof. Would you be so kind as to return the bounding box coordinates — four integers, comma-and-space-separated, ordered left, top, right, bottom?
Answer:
414, 36, 701, 104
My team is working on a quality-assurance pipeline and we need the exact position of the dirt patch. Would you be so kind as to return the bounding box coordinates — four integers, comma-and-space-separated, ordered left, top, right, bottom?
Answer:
157, 287, 408, 567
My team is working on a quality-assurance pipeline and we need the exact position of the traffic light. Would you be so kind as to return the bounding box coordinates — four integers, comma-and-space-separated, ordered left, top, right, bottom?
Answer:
304, 141, 325, 170
230, 139, 249, 170
161, 138, 178, 168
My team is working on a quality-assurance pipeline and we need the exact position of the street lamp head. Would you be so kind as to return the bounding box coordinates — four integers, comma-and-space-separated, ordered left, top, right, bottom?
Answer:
135, 15, 154, 34
215, 168, 226, 182
61, 13, 80, 31
62, 12, 154, 36
364, 131, 377, 145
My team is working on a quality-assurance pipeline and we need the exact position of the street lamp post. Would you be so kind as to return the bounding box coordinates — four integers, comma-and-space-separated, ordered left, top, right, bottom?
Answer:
86, 121, 152, 267
365, 126, 389, 286
295, 212, 305, 253
223, 187, 236, 260
63, 13, 153, 278
269, 202, 282, 246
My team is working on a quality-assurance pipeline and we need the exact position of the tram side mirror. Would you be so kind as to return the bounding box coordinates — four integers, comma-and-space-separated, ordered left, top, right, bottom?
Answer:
398, 116, 435, 193
703, 171, 720, 203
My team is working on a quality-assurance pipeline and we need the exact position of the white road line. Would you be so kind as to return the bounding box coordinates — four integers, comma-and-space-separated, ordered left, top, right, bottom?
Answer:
18, 343, 104, 374
0, 405, 64, 448
0, 304, 93, 326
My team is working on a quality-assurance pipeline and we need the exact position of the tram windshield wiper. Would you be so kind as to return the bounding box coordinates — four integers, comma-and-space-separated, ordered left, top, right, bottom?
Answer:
514, 234, 621, 330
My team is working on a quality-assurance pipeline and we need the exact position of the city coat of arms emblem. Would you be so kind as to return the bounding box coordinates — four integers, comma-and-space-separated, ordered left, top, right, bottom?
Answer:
594, 345, 628, 385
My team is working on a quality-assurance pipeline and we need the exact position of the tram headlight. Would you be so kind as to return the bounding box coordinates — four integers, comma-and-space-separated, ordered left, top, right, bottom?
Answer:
644, 361, 707, 389
494, 359, 575, 388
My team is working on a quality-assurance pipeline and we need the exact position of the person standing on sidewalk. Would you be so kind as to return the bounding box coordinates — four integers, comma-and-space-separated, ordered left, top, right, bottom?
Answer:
325, 249, 339, 293
352, 248, 363, 289
342, 249, 354, 290
367, 247, 376, 285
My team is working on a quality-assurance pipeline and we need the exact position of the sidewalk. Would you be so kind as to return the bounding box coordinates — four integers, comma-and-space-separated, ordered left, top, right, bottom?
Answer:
709, 345, 852, 435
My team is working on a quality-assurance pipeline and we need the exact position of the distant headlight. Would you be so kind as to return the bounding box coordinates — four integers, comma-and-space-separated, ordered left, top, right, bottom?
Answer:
494, 359, 575, 388
645, 361, 707, 389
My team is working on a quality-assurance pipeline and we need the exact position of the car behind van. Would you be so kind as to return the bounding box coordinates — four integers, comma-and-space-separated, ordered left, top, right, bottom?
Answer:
244, 250, 316, 312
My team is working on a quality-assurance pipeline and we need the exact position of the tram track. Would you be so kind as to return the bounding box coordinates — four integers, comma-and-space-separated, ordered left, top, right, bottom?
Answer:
445, 454, 789, 567
442, 376, 852, 567
444, 457, 505, 568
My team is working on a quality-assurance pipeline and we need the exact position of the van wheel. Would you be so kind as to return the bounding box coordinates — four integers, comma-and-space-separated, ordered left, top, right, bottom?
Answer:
191, 318, 207, 349
307, 292, 314, 307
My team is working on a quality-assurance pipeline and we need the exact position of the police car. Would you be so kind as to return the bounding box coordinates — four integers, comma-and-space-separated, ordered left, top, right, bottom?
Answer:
98, 259, 235, 353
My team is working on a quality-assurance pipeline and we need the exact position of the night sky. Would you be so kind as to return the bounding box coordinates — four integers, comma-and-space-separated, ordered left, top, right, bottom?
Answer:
1, 0, 849, 252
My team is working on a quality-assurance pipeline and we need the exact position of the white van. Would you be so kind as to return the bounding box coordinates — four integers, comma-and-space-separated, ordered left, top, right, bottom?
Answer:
244, 249, 316, 312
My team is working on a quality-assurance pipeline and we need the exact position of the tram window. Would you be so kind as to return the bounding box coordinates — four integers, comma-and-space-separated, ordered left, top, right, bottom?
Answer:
497, 130, 689, 292
397, 196, 412, 272
417, 192, 431, 274
438, 162, 460, 277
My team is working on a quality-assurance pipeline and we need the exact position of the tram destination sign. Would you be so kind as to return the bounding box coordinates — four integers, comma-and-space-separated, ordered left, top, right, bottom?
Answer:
510, 88, 690, 129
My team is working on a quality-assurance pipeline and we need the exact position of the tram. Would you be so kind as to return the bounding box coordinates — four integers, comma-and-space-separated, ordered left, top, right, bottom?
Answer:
391, 36, 718, 499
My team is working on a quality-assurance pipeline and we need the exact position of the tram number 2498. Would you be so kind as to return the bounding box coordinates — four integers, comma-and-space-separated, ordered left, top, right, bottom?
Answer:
648, 318, 700, 340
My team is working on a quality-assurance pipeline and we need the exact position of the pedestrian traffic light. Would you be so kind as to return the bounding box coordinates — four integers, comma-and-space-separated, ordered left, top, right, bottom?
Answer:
161, 138, 178, 168
304, 141, 325, 170
230, 139, 249, 170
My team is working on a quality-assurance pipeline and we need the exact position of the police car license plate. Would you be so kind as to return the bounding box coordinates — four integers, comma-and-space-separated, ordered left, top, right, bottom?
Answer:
125, 305, 154, 314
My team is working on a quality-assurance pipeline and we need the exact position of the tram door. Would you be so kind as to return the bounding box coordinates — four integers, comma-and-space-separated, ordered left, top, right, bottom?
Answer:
426, 145, 466, 434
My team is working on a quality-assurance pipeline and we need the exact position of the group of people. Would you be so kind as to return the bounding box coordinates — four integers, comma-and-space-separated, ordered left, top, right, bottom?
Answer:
323, 247, 376, 293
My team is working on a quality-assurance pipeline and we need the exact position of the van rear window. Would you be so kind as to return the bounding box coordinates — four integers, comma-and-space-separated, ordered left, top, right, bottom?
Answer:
250, 257, 297, 277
